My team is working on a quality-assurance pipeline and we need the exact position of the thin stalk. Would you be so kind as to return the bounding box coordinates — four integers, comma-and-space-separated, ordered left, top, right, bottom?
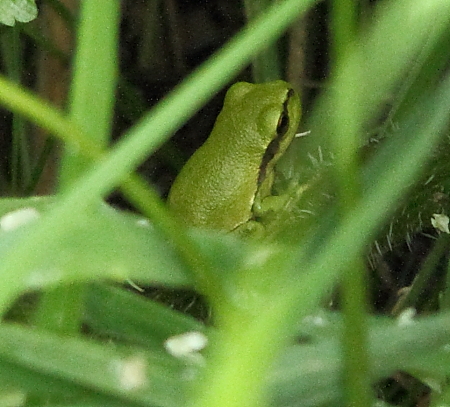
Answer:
34, 0, 119, 335
330, 1, 371, 406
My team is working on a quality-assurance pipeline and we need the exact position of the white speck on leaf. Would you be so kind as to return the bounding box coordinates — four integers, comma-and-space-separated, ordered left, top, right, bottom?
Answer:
136, 218, 151, 227
397, 308, 416, 327
164, 331, 208, 363
114, 355, 147, 391
0, 207, 40, 231
25, 268, 63, 289
303, 314, 327, 327
431, 214, 449, 233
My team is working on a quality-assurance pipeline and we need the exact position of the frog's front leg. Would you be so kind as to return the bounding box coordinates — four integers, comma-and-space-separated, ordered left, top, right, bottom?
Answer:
232, 194, 290, 240
251, 179, 305, 238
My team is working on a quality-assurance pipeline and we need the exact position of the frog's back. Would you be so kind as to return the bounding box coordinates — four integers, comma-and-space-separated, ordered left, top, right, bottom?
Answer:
168, 138, 260, 231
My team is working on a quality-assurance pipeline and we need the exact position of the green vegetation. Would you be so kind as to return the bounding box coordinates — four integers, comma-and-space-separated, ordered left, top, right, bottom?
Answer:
0, 0, 450, 406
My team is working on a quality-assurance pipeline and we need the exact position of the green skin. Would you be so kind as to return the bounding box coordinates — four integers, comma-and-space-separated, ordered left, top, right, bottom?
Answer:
168, 80, 302, 234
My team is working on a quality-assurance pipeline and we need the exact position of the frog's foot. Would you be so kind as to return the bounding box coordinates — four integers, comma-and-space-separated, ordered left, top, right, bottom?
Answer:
253, 194, 291, 218
232, 220, 265, 240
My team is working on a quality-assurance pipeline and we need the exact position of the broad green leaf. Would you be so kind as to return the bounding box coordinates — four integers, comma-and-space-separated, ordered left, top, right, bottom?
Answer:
269, 312, 450, 407
0, 197, 191, 289
0, 323, 194, 407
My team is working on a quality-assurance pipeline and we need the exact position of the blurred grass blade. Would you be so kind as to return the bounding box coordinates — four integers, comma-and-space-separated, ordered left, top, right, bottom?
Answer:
0, 198, 191, 289
269, 312, 450, 407
0, 323, 190, 407
85, 284, 206, 350
60, 1, 119, 188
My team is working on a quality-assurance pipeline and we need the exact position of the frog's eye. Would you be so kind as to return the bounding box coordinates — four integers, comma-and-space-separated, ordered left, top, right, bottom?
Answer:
276, 88, 294, 136
276, 112, 290, 136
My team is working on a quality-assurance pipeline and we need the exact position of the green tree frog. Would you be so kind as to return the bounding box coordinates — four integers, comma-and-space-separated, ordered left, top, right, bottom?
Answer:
168, 80, 301, 236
